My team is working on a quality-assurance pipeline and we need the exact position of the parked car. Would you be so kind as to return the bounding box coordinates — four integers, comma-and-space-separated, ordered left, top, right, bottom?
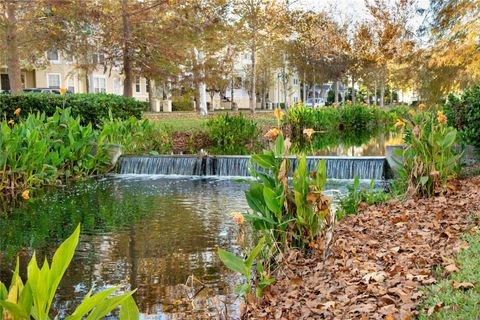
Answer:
23, 88, 73, 94
304, 98, 325, 108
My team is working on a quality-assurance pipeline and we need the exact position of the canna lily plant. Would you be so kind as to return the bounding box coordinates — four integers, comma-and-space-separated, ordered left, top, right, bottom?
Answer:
0, 225, 139, 320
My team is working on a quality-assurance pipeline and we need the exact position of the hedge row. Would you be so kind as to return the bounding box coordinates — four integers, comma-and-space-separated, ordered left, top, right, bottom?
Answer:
0, 93, 147, 127
444, 85, 480, 149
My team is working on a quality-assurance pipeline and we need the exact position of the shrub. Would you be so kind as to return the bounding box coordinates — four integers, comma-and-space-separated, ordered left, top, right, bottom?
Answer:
287, 104, 395, 140
0, 225, 139, 319
444, 85, 480, 149
172, 96, 194, 112
0, 93, 146, 127
0, 109, 109, 196
395, 110, 462, 197
206, 113, 259, 155
99, 117, 172, 155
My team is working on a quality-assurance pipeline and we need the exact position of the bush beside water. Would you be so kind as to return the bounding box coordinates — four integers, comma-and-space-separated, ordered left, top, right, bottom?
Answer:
0, 108, 171, 197
0, 93, 146, 127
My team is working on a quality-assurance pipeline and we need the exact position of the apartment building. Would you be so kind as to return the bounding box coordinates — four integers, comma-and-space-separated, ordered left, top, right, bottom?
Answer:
1, 50, 302, 110
0, 50, 150, 101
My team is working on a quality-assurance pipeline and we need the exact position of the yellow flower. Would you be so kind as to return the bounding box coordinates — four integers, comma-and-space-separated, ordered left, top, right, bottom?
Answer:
60, 87, 67, 95
14, 108, 21, 116
395, 119, 405, 129
437, 111, 448, 125
231, 212, 245, 224
274, 108, 284, 120
303, 128, 315, 139
22, 190, 30, 200
264, 128, 280, 141
8, 119, 14, 126
408, 110, 415, 116
418, 103, 427, 111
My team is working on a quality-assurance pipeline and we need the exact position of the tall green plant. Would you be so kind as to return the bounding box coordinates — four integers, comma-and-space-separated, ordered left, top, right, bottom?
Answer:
245, 133, 333, 253
396, 110, 462, 197
0, 225, 139, 320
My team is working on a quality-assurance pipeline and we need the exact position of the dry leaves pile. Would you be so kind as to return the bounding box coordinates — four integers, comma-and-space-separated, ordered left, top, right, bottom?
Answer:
247, 177, 480, 319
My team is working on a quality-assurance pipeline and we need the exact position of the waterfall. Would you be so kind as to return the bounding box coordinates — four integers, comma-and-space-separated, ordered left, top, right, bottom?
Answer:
118, 156, 390, 180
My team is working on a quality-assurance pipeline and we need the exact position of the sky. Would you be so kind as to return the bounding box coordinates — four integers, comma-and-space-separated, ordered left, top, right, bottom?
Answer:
295, 0, 431, 23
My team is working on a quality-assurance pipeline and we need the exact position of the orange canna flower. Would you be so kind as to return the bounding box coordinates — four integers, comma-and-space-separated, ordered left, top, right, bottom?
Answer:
60, 88, 67, 95
395, 119, 405, 129
231, 211, 245, 224
264, 128, 280, 141
8, 119, 14, 126
418, 103, 427, 111
22, 190, 30, 200
14, 108, 21, 116
437, 111, 447, 125
274, 108, 284, 120
408, 110, 415, 116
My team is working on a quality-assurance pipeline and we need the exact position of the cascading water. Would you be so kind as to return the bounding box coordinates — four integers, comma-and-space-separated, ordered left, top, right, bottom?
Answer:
118, 155, 391, 180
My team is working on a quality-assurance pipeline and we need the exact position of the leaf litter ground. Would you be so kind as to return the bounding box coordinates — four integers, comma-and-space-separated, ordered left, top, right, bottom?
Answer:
248, 177, 480, 319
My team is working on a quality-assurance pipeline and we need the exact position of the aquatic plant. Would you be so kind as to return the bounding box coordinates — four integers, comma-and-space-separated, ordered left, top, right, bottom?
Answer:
0, 225, 139, 320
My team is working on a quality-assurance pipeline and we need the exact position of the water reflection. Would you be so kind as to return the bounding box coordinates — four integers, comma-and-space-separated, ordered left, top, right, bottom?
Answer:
0, 176, 357, 318
292, 129, 402, 156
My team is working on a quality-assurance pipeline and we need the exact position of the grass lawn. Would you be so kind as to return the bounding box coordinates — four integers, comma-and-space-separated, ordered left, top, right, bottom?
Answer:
144, 111, 277, 132
418, 228, 480, 319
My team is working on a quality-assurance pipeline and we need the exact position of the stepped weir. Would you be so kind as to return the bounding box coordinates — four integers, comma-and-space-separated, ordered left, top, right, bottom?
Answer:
118, 155, 391, 180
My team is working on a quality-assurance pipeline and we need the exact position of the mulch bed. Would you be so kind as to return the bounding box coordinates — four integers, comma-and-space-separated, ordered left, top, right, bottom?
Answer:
248, 176, 480, 319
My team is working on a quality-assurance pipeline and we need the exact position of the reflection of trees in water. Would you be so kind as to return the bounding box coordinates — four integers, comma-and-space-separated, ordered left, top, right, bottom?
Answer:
0, 178, 248, 318
291, 128, 400, 156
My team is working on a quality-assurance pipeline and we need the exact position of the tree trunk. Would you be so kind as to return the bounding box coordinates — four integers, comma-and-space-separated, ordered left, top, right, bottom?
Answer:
122, 0, 133, 97
334, 80, 339, 105
5, 2, 22, 93
351, 74, 356, 104
249, 31, 257, 113
196, 47, 208, 115
209, 92, 215, 111
380, 78, 385, 108
374, 80, 377, 106
147, 78, 155, 111
302, 71, 307, 103
230, 73, 237, 111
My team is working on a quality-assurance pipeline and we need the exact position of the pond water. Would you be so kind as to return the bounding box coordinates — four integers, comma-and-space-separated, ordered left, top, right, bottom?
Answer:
293, 129, 402, 156
0, 175, 356, 319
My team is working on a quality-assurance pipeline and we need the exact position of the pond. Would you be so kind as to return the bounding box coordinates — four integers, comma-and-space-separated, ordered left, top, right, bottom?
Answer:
292, 129, 402, 157
0, 175, 357, 319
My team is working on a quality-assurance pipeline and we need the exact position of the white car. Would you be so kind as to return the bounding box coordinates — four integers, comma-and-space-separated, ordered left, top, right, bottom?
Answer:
304, 98, 325, 108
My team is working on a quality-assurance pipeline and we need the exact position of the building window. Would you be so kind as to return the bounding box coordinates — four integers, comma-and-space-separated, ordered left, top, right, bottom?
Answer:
293, 96, 299, 103
135, 78, 141, 93
47, 73, 61, 88
93, 76, 106, 93
113, 78, 122, 95
47, 50, 60, 63
67, 77, 75, 93
293, 78, 299, 85
92, 53, 105, 65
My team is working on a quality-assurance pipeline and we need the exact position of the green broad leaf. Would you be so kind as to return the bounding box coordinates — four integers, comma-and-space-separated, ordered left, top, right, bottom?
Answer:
0, 301, 29, 319
233, 283, 250, 296
263, 187, 282, 214
217, 249, 247, 277
243, 213, 276, 227
274, 133, 284, 157
315, 160, 327, 190
419, 176, 429, 185
245, 237, 265, 271
245, 190, 265, 213
65, 287, 119, 320
85, 291, 134, 320
119, 295, 139, 320
251, 153, 276, 170
0, 282, 7, 317
441, 130, 457, 148
47, 224, 81, 312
